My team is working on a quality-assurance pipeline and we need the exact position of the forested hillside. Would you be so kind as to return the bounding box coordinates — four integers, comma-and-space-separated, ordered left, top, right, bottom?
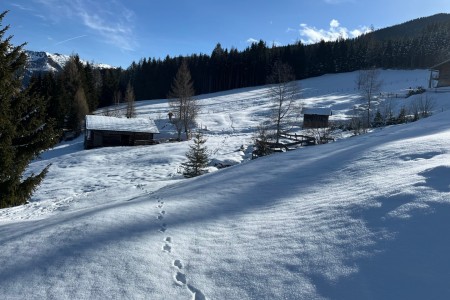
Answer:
31, 13, 450, 123
125, 13, 450, 100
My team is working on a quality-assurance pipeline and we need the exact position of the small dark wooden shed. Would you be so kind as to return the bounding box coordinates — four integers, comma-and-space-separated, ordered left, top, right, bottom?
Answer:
84, 115, 159, 149
429, 59, 450, 88
302, 108, 332, 129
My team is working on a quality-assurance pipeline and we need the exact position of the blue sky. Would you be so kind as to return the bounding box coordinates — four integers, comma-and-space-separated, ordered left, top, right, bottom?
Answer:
4, 0, 450, 68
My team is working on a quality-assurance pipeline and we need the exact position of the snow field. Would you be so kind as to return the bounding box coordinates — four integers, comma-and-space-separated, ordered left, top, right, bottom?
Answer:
1, 69, 450, 299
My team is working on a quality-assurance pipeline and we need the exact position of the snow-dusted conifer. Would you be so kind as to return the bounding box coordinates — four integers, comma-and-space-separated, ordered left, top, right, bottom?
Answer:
181, 131, 209, 178
0, 11, 56, 208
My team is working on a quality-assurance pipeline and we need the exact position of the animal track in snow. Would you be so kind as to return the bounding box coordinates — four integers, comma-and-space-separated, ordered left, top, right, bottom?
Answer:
174, 272, 187, 285
187, 284, 207, 300
152, 198, 207, 298
159, 223, 167, 233
173, 259, 183, 269
163, 244, 171, 253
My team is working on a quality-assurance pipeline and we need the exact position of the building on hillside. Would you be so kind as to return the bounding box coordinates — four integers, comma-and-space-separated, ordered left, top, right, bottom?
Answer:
84, 115, 159, 149
429, 59, 450, 88
302, 107, 332, 129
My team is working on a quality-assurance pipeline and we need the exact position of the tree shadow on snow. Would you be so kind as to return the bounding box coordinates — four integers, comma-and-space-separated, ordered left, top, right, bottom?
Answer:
415, 166, 450, 193
315, 202, 450, 300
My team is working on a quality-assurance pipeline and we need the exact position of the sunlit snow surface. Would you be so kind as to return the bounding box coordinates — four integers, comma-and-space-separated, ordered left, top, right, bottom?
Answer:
1, 70, 450, 299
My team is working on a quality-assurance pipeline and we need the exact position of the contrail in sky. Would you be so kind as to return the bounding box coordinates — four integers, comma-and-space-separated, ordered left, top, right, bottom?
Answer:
54, 35, 87, 46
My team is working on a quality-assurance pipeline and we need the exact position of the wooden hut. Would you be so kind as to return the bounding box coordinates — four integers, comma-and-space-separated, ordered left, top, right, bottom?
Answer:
302, 108, 332, 129
84, 115, 159, 149
429, 59, 450, 88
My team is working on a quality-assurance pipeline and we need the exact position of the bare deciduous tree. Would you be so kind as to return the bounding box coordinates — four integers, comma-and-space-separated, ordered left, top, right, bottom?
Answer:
73, 87, 89, 132
111, 89, 124, 117
349, 105, 366, 135
357, 68, 382, 128
380, 97, 395, 125
125, 82, 136, 118
267, 61, 300, 144
103, 90, 123, 117
305, 125, 335, 145
168, 60, 199, 140
418, 94, 434, 118
252, 121, 273, 158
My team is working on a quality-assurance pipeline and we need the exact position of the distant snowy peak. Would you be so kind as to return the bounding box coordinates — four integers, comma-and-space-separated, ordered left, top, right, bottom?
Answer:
25, 51, 69, 73
24, 50, 115, 73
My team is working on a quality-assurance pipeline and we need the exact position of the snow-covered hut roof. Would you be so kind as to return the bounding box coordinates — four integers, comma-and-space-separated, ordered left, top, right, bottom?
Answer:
302, 107, 332, 116
430, 58, 450, 70
85, 115, 159, 134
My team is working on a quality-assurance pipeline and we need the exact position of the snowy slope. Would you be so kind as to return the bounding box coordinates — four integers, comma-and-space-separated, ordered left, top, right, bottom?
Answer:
1, 70, 450, 299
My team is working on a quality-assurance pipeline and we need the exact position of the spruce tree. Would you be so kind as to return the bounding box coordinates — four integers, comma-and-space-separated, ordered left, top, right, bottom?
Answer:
181, 131, 209, 178
0, 11, 56, 208
397, 107, 407, 124
373, 109, 384, 127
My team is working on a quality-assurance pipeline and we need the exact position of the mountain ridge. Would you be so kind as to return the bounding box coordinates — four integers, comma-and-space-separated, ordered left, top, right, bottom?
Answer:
23, 50, 115, 83
370, 13, 450, 41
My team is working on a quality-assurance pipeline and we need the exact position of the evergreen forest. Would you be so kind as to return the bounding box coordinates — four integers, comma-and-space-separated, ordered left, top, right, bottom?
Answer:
30, 13, 450, 133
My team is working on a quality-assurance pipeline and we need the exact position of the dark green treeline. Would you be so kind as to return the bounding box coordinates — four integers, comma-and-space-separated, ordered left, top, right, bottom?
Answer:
127, 15, 450, 101
32, 14, 450, 120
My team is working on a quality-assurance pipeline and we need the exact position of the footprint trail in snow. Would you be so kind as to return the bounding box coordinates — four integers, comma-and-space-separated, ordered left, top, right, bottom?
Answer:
154, 196, 207, 299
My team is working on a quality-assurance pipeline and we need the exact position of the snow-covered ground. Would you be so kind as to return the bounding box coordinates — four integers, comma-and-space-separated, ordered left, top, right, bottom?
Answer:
1, 69, 450, 299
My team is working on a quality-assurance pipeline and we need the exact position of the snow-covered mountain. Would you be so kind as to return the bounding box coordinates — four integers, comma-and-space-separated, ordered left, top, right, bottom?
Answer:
1, 69, 450, 299
23, 50, 114, 82
25, 50, 71, 73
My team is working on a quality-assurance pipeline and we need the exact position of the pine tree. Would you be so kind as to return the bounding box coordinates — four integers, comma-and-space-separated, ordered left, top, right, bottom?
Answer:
59, 56, 87, 133
0, 11, 56, 208
181, 131, 209, 178
373, 109, 384, 127
396, 106, 408, 124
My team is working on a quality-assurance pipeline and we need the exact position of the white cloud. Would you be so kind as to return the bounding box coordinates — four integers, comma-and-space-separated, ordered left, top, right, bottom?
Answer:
11, 3, 32, 10
350, 28, 371, 37
33, 0, 138, 51
247, 38, 259, 44
54, 35, 88, 46
330, 19, 340, 28
299, 19, 372, 44
78, 10, 136, 51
